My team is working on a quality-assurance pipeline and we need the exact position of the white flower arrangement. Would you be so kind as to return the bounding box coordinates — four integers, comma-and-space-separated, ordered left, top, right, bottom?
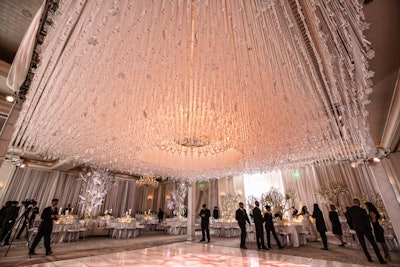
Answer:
166, 180, 188, 220
78, 167, 117, 219
220, 193, 241, 222
317, 182, 348, 214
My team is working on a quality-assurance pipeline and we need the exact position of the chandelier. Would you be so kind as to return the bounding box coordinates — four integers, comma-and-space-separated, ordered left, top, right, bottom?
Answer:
8, 0, 374, 181
136, 174, 159, 188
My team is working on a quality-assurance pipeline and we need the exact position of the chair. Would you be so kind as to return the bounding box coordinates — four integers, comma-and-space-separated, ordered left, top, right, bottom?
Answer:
67, 223, 80, 242
298, 231, 308, 246
278, 227, 291, 247
126, 222, 136, 238
79, 220, 89, 240
51, 224, 62, 243
112, 222, 126, 239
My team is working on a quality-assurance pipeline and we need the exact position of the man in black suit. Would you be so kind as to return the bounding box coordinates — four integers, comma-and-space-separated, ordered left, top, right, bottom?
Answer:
253, 201, 268, 250
29, 198, 59, 256
264, 205, 283, 249
347, 198, 386, 264
235, 202, 250, 249
199, 204, 211, 242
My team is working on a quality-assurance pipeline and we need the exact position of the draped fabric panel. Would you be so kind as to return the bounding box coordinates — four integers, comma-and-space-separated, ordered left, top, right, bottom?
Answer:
0, 168, 82, 213
281, 163, 381, 230
0, 168, 170, 218
195, 180, 218, 217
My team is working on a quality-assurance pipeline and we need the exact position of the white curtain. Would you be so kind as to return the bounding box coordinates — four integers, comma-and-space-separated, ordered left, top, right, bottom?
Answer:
0, 167, 82, 213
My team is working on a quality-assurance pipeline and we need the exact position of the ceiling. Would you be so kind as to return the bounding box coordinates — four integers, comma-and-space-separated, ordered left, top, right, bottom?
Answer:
0, 0, 399, 176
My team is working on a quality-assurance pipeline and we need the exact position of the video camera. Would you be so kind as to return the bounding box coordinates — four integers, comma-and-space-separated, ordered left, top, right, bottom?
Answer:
21, 199, 37, 206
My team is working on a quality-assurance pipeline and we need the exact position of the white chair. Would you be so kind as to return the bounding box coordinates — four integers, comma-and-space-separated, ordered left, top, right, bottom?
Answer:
67, 223, 80, 242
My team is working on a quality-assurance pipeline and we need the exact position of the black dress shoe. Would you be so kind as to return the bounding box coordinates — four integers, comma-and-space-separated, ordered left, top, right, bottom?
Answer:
199, 239, 205, 242
379, 260, 387, 264
321, 247, 328, 250
46, 251, 53, 256
262, 246, 270, 250
207, 240, 210, 243
241, 246, 248, 249
278, 246, 284, 249
367, 259, 373, 262
29, 251, 37, 255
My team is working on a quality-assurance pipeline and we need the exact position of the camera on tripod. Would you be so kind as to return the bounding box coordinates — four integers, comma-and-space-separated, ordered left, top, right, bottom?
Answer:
21, 199, 36, 206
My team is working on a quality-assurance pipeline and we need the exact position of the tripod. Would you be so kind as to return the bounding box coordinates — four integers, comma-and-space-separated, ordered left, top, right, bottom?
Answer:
1, 205, 31, 257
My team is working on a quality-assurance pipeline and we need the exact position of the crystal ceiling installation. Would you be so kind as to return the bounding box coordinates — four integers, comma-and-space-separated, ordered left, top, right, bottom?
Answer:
10, 0, 374, 181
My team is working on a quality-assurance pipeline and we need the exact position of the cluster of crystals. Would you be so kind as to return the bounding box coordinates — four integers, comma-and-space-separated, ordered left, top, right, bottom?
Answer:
135, 174, 159, 188
11, 0, 373, 181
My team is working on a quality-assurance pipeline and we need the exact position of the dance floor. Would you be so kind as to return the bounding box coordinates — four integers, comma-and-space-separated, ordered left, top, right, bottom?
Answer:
23, 242, 369, 267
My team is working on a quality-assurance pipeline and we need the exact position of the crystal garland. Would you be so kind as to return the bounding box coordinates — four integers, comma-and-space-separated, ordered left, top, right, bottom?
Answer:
10, 0, 374, 181
135, 173, 159, 188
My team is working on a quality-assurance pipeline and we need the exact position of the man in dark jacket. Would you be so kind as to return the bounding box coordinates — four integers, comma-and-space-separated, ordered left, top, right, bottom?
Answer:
29, 198, 59, 256
235, 202, 250, 249
0, 201, 19, 245
264, 205, 283, 249
347, 198, 386, 264
253, 201, 268, 250
199, 204, 211, 242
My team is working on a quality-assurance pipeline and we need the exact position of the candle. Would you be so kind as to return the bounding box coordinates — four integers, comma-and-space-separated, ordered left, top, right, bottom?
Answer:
110, 209, 112, 214
71, 208, 74, 214
129, 209, 132, 215
59, 207, 62, 215
126, 211, 128, 216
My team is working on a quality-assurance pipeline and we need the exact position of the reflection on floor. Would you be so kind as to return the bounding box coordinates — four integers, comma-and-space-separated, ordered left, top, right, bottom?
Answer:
18, 242, 370, 267
1, 232, 399, 267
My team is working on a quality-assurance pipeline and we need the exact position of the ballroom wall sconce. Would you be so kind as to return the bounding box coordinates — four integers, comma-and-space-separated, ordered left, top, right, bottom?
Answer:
0, 183, 4, 190
147, 195, 153, 200
220, 192, 226, 196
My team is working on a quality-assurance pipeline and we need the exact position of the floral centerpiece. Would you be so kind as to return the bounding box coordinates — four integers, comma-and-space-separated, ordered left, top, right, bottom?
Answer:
262, 187, 286, 214
220, 193, 241, 222
317, 182, 348, 215
78, 167, 117, 219
167, 180, 188, 221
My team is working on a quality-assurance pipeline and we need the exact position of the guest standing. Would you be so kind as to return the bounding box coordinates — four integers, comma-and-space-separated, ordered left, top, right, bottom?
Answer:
365, 202, 391, 262
29, 198, 59, 256
199, 204, 211, 242
253, 201, 268, 250
213, 206, 219, 220
235, 202, 251, 249
0, 201, 19, 245
347, 199, 386, 264
264, 205, 283, 249
299, 206, 317, 241
158, 208, 164, 223
328, 204, 346, 246
312, 203, 328, 250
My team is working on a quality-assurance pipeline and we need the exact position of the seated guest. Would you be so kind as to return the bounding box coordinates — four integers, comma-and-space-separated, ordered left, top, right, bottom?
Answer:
62, 204, 72, 215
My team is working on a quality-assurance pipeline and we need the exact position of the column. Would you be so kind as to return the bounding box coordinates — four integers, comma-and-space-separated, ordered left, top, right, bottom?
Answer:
187, 182, 196, 241
369, 160, 400, 242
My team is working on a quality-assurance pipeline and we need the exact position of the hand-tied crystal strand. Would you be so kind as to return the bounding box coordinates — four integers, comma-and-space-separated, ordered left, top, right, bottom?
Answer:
10, 0, 374, 182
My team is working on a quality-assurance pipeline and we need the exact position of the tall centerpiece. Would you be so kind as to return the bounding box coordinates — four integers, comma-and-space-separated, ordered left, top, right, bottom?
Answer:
167, 180, 188, 221
220, 193, 241, 222
317, 182, 349, 215
78, 167, 117, 219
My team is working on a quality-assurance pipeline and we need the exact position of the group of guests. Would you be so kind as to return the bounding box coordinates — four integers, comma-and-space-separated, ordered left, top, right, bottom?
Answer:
199, 199, 391, 265
0, 200, 20, 245
300, 199, 389, 264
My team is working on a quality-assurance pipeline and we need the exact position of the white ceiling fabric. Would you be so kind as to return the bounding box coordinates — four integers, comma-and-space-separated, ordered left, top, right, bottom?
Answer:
10, 0, 374, 181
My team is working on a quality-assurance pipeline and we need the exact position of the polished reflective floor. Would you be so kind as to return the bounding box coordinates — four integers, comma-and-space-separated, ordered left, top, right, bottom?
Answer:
23, 241, 375, 267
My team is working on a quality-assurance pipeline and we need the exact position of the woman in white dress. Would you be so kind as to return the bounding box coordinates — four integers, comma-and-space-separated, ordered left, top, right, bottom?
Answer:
299, 206, 317, 241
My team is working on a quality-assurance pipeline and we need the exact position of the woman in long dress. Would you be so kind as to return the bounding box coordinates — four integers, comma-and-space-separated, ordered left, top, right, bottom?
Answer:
299, 206, 317, 241
365, 202, 391, 261
328, 204, 346, 246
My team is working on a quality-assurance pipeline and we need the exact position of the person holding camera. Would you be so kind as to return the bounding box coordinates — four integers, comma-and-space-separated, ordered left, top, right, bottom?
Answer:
0, 201, 19, 245
16, 200, 39, 239
29, 198, 59, 256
